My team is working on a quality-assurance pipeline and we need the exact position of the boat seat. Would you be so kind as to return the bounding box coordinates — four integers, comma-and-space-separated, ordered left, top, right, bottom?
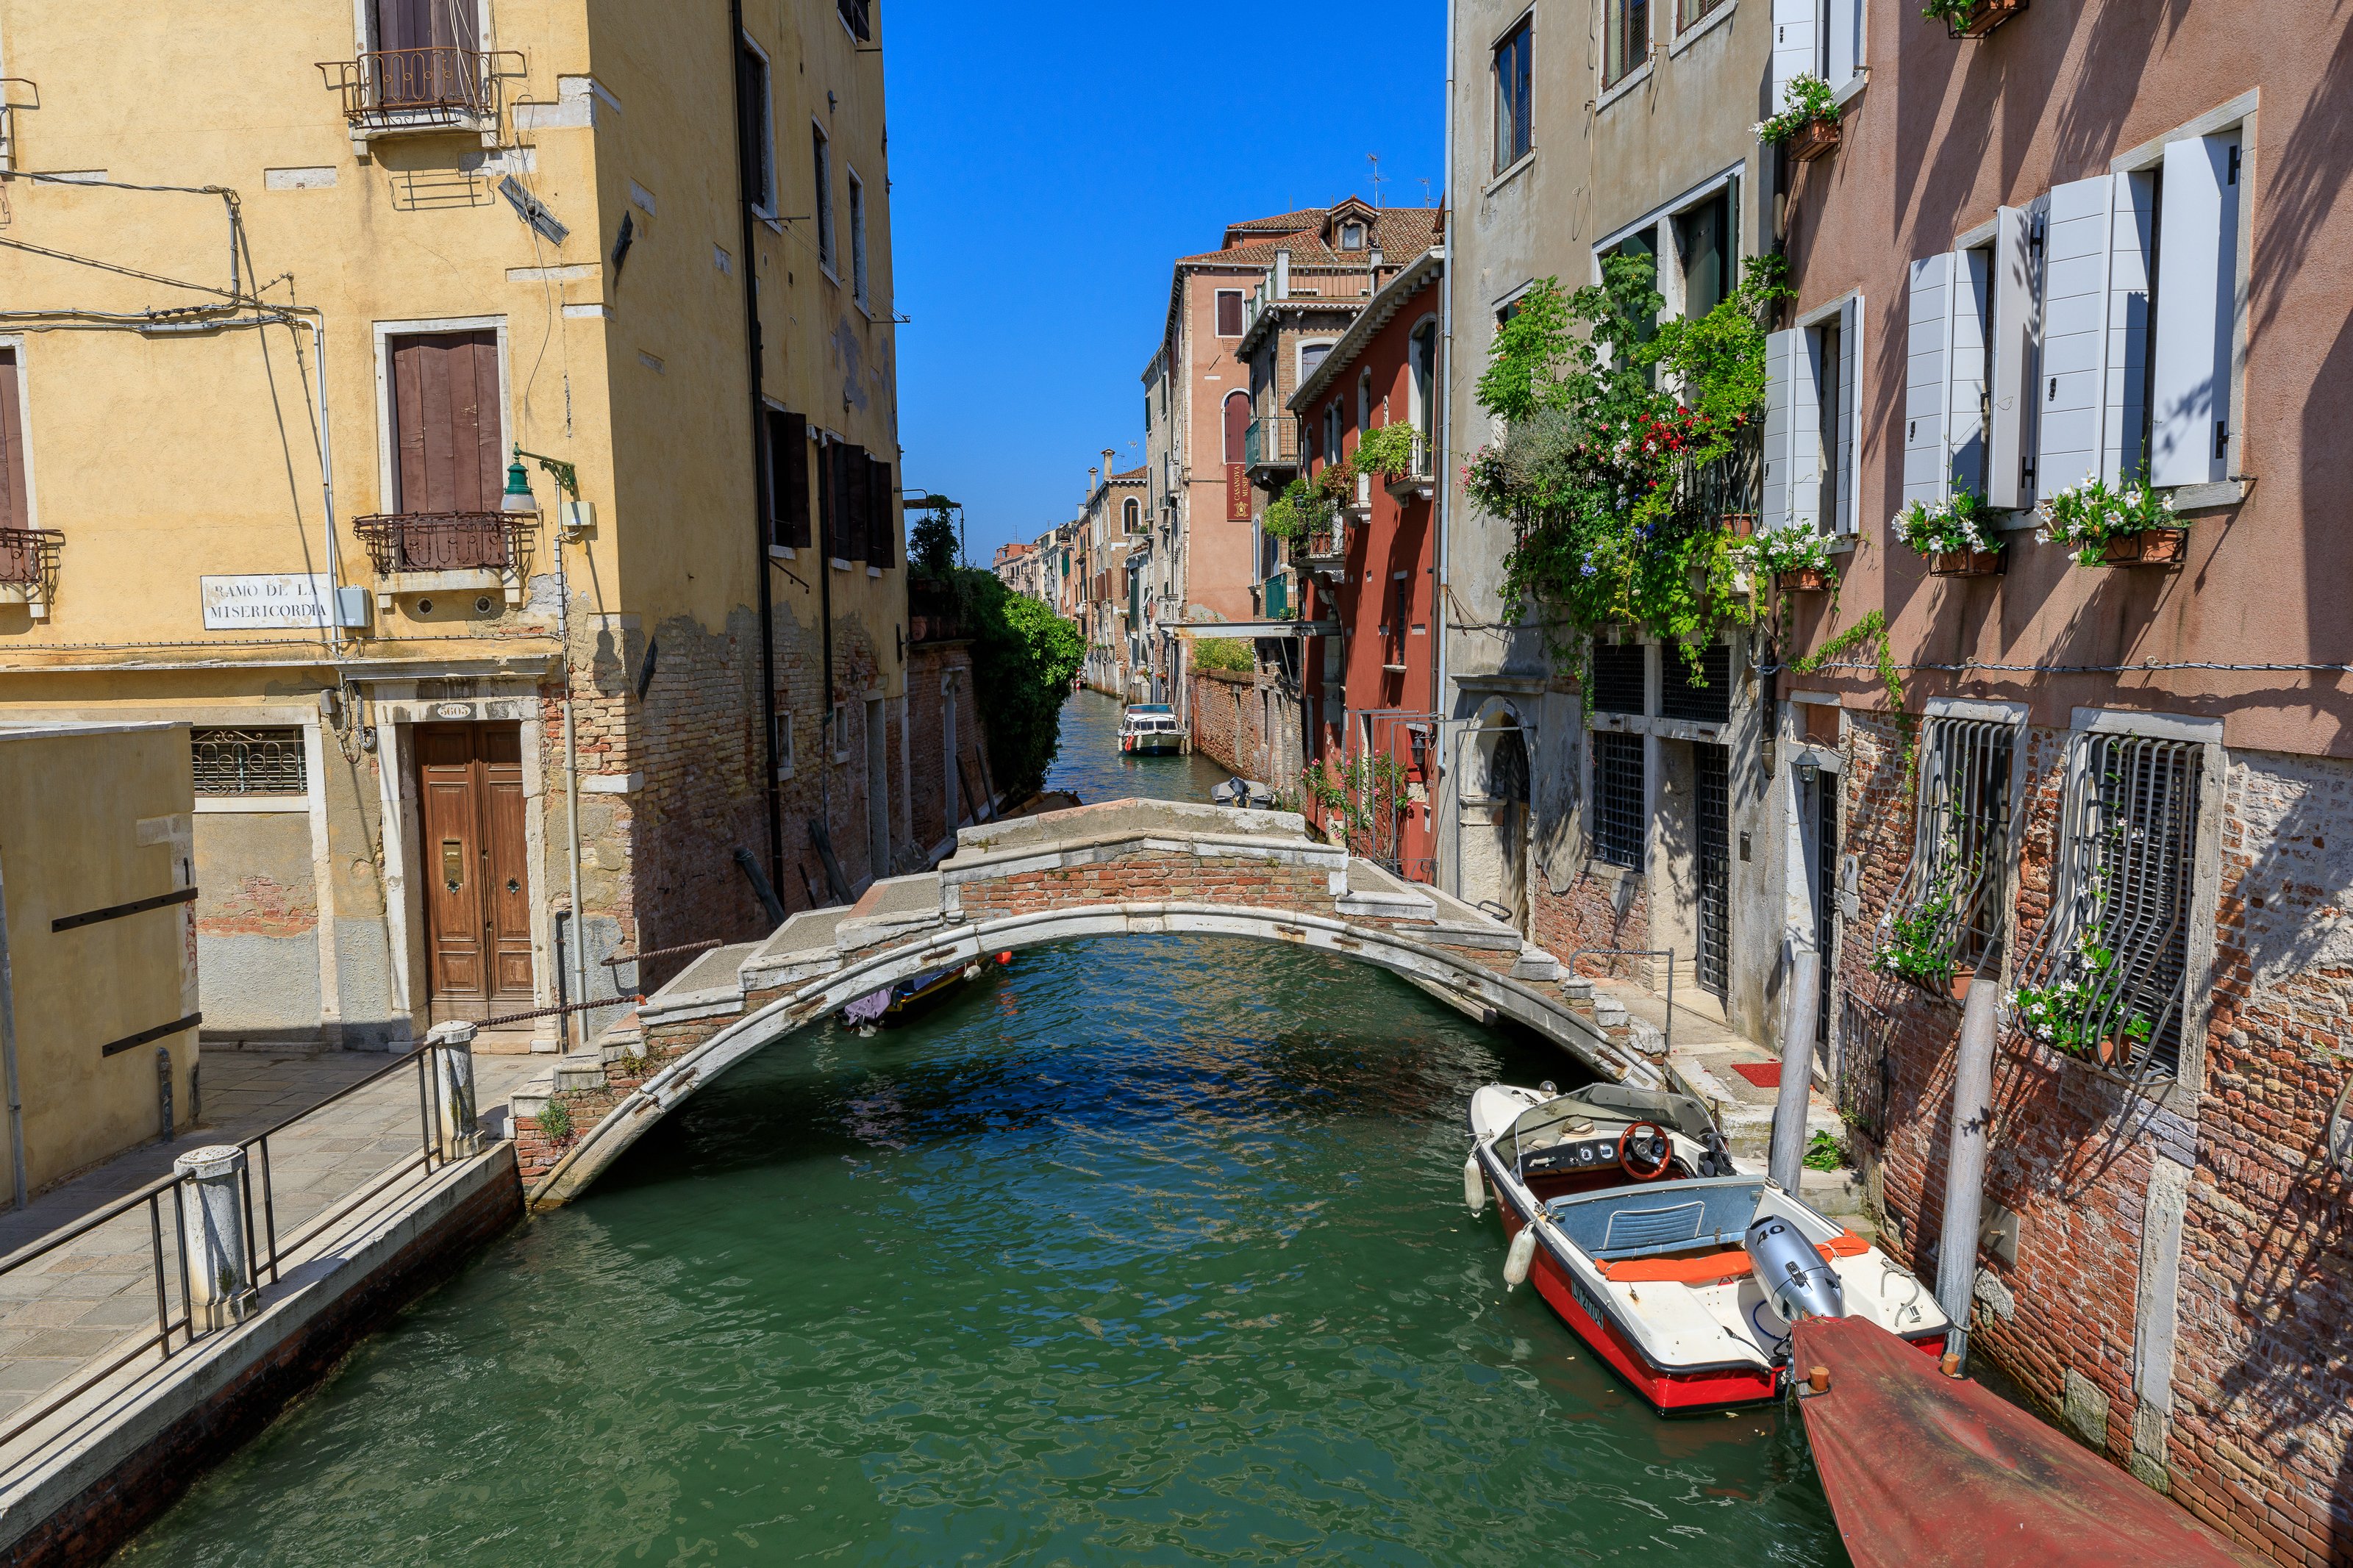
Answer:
1601, 1200, 1707, 1255
1547, 1178, 1769, 1262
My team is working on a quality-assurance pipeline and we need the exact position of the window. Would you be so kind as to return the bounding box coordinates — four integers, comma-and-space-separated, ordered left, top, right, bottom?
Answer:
1604, 0, 1649, 87
847, 169, 869, 307
0, 347, 28, 532
371, 0, 480, 109
1357, 370, 1372, 433
1215, 290, 1243, 337
812, 126, 836, 272
1659, 643, 1732, 723
1590, 640, 1646, 715
1674, 190, 1732, 318
735, 40, 774, 216
1123, 497, 1140, 532
821, 437, 871, 561
193, 728, 306, 796
1493, 19, 1532, 172
837, 0, 871, 43
1884, 717, 2017, 990
1813, 312, 1846, 533
2148, 134, 2243, 487
1299, 340, 1333, 384
2014, 731, 2204, 1078
1340, 222, 1365, 251
388, 330, 501, 515
1324, 403, 1343, 467
1590, 731, 1645, 870
1763, 299, 1859, 534
1772, 0, 1862, 98
866, 453, 896, 565
1223, 390, 1251, 465
766, 407, 810, 548
1679, 0, 1729, 27
1410, 321, 1438, 441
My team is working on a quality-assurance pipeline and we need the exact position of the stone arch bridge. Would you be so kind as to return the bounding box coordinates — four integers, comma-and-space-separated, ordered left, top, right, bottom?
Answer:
518, 799, 1673, 1206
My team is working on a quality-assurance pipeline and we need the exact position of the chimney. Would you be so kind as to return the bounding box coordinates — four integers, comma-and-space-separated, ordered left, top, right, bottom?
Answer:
1103, 447, 1117, 480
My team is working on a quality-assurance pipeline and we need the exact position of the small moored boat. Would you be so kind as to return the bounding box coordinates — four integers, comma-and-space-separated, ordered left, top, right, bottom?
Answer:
838, 951, 1012, 1034
1119, 704, 1182, 756
1465, 1080, 1949, 1413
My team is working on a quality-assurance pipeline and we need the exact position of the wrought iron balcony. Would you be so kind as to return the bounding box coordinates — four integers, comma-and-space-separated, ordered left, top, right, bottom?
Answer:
316, 49, 523, 137
353, 511, 535, 609
1381, 434, 1438, 502
1242, 415, 1299, 479
0, 527, 63, 616
1299, 523, 1347, 575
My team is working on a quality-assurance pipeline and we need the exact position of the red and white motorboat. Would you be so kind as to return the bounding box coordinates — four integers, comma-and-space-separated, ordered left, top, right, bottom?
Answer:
1465, 1080, 1949, 1414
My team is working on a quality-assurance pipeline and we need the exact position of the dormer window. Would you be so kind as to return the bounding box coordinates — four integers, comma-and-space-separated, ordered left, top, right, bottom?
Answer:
1340, 222, 1365, 251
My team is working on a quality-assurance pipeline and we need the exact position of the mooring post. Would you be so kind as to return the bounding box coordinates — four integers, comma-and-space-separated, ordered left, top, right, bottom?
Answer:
427, 1020, 482, 1159
1935, 967, 2001, 1370
174, 1144, 258, 1333
1768, 944, 1821, 1192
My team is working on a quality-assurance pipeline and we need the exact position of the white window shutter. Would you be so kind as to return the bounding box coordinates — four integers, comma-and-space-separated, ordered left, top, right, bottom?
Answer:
1790, 326, 1823, 530
2035, 176, 2115, 495
1771, 0, 1818, 103
1903, 254, 1952, 508
2149, 133, 2240, 487
1835, 296, 1860, 532
2103, 171, 2156, 484
1946, 248, 1990, 498
1761, 328, 1796, 531
1986, 204, 2039, 509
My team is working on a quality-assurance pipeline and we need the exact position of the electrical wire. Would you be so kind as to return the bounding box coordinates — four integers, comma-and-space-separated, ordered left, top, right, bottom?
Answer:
1761, 657, 2353, 677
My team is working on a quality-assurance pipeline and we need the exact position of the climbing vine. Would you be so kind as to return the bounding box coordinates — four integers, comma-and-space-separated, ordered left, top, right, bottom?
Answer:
1465, 251, 1789, 673
1790, 607, 1916, 781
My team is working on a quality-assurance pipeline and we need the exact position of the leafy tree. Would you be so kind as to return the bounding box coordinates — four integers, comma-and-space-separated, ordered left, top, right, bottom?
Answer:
909, 499, 960, 579
953, 569, 1084, 798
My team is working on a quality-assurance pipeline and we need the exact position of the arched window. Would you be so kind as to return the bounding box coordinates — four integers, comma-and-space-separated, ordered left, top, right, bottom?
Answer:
1122, 497, 1140, 531
1357, 370, 1373, 432
1410, 319, 1439, 440
1222, 390, 1252, 465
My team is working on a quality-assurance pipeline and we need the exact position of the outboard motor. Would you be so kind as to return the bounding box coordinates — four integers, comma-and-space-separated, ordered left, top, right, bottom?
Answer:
1745, 1214, 1846, 1323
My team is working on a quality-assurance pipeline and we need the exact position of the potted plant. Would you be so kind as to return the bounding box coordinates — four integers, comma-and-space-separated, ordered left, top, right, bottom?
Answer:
1743, 522, 1838, 593
1719, 512, 1757, 540
1922, 0, 2027, 38
1892, 487, 2004, 576
2037, 475, 2187, 567
2009, 973, 2156, 1070
1871, 851, 1972, 998
1352, 423, 1421, 497
1755, 74, 1843, 163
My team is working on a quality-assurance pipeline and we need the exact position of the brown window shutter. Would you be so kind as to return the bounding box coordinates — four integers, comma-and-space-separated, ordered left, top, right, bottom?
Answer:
390, 330, 501, 514
0, 350, 26, 531
768, 409, 810, 548
866, 456, 894, 567
840, 444, 869, 562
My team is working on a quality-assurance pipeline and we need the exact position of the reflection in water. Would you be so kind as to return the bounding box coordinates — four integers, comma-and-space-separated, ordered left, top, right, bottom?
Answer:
1046, 687, 1233, 806
122, 698, 1843, 1566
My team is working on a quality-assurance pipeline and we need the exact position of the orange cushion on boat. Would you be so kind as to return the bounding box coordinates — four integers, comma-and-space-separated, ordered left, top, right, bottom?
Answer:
1597, 1229, 1871, 1285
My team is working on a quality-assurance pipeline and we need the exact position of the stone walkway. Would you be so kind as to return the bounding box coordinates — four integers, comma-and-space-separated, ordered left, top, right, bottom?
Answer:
0, 1050, 536, 1433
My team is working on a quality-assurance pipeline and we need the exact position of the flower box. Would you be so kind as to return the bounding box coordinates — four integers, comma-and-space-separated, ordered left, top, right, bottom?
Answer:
1787, 119, 1840, 163
1929, 548, 2004, 577
1777, 567, 1831, 593
1943, 0, 2027, 37
2099, 528, 2188, 567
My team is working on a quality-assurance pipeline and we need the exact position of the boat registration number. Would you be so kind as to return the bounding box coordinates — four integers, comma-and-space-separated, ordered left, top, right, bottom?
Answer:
1568, 1272, 1607, 1325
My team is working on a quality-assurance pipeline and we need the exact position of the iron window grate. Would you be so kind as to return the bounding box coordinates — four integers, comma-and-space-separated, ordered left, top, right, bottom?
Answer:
1660, 642, 1733, 724
1881, 717, 2018, 992
1591, 640, 1646, 715
192, 728, 307, 796
2013, 733, 2202, 1079
1695, 741, 1730, 998
1590, 731, 1645, 870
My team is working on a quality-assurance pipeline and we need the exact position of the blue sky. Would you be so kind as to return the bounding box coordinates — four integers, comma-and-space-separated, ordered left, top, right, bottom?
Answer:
884, 0, 1446, 564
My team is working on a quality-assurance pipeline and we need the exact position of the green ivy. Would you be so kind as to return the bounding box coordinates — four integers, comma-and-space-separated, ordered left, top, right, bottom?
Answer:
1192, 636, 1253, 673
1349, 423, 1419, 479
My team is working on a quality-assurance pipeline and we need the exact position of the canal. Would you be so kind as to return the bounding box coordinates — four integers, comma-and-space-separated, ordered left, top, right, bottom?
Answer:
123, 690, 1844, 1566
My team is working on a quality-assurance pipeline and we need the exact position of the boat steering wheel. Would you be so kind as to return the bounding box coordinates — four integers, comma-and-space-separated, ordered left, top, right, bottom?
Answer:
1617, 1120, 1674, 1181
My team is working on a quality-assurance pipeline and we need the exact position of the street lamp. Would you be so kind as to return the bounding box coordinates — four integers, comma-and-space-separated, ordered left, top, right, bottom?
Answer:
505, 445, 592, 539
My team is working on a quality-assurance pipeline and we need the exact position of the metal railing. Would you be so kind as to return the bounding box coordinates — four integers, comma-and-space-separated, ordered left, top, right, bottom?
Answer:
315, 49, 524, 128
0, 526, 63, 601
0, 1039, 474, 1450
1243, 415, 1300, 472
353, 510, 535, 576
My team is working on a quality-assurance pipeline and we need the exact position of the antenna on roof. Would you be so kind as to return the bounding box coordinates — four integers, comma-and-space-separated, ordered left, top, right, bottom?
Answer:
1366, 153, 1384, 208
1420, 177, 1433, 207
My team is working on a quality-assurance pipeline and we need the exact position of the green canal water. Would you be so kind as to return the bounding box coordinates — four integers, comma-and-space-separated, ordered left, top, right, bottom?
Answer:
123, 693, 1843, 1566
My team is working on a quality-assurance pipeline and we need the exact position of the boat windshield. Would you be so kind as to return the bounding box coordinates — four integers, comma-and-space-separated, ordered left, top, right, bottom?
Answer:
1543, 1178, 1769, 1261
1503, 1085, 1716, 1151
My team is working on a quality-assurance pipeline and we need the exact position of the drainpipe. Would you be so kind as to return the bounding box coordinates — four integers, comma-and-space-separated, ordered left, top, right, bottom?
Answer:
1935, 964, 2002, 1370
1435, 0, 1456, 897
554, 504, 589, 1050
0, 847, 24, 1208
728, 0, 785, 903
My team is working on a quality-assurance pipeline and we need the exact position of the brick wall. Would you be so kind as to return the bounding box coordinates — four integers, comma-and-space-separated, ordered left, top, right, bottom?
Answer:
1531, 867, 1652, 978
954, 850, 1334, 921
1829, 708, 2353, 1566
1189, 668, 1254, 774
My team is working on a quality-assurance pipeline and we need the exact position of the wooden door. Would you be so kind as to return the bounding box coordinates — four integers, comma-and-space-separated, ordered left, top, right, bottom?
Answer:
417, 723, 533, 1022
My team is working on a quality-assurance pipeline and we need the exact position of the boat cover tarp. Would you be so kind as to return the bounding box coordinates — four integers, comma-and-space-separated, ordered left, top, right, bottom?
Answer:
1791, 1317, 2253, 1568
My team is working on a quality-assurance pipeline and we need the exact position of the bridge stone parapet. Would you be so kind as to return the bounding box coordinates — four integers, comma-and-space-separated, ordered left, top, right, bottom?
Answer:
518, 798, 1665, 1205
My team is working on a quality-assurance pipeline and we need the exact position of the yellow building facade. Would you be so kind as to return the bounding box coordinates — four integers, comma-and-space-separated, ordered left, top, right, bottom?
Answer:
0, 0, 919, 1050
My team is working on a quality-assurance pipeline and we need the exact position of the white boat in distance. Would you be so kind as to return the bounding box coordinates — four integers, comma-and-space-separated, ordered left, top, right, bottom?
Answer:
1465, 1080, 1950, 1412
1120, 704, 1182, 756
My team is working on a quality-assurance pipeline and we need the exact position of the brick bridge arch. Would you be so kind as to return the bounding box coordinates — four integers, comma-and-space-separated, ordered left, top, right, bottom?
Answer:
522, 800, 1664, 1205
